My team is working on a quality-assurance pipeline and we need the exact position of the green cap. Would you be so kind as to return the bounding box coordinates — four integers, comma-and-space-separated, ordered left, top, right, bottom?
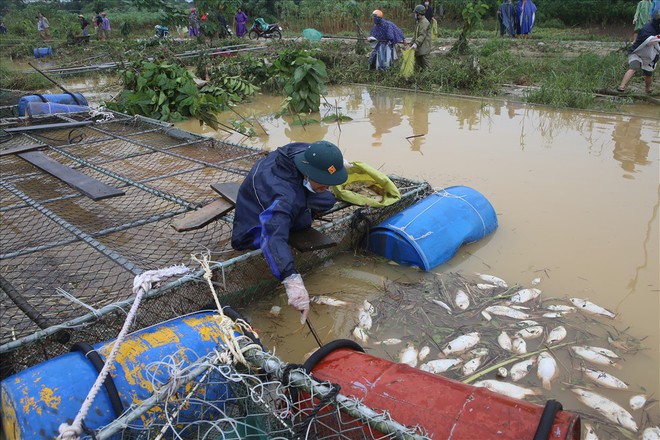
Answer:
294, 141, 348, 186
414, 5, 426, 14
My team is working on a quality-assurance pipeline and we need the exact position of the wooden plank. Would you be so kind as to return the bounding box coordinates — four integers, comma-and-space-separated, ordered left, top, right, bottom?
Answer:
211, 181, 241, 205
17, 151, 124, 201
0, 144, 47, 157
171, 199, 235, 232
289, 227, 337, 252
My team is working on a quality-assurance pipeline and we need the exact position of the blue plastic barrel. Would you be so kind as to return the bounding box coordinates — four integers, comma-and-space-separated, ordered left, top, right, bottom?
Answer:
17, 93, 88, 116
26, 102, 91, 116
367, 186, 498, 270
1, 312, 237, 439
33, 47, 53, 58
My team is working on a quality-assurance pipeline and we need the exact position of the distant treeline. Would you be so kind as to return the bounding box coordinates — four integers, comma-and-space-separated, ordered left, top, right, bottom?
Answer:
0, 0, 642, 33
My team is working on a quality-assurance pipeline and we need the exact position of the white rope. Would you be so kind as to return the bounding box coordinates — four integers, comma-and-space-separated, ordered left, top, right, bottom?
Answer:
55, 287, 100, 317
190, 252, 261, 367
57, 264, 190, 440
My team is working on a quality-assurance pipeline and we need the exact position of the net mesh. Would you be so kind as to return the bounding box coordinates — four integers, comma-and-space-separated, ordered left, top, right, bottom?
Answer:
0, 110, 432, 379
84, 330, 429, 440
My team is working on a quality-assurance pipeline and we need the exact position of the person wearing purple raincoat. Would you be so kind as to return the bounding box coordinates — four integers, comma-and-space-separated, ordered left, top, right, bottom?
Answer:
368, 9, 405, 70
235, 8, 248, 37
516, 0, 536, 37
188, 8, 200, 37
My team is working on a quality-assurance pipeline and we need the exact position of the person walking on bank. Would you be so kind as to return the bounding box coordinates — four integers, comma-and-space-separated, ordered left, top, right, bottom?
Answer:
38, 13, 51, 41
79, 14, 89, 37
411, 4, 432, 71
231, 141, 348, 322
235, 7, 248, 37
100, 12, 111, 41
618, 10, 660, 94
633, 0, 652, 41
93, 12, 102, 37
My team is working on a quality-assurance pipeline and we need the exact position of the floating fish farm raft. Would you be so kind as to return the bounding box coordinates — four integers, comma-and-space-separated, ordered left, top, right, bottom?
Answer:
0, 108, 431, 378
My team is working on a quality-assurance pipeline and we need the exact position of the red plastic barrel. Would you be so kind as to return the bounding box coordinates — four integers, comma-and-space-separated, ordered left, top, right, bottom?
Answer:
308, 348, 580, 440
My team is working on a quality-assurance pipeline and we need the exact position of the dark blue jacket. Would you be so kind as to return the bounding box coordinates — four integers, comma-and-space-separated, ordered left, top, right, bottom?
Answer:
631, 19, 660, 53
231, 143, 336, 280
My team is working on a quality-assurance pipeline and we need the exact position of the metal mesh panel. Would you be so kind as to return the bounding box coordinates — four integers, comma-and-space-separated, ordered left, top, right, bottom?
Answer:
0, 111, 432, 380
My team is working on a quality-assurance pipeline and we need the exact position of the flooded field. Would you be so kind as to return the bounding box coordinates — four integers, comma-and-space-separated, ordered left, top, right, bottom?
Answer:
176, 85, 659, 436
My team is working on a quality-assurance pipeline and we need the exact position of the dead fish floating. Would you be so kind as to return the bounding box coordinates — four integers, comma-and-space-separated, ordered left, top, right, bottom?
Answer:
431, 299, 452, 314
454, 289, 470, 310
476, 273, 508, 288
352, 326, 368, 343
399, 344, 419, 368
546, 325, 567, 344
569, 298, 616, 318
484, 305, 530, 320
629, 394, 647, 411
497, 331, 513, 351
571, 346, 622, 369
571, 388, 638, 432
442, 332, 480, 356
474, 380, 540, 400
420, 358, 462, 374
643, 427, 660, 440
512, 337, 527, 354
537, 351, 558, 390
581, 367, 628, 390
510, 357, 536, 382
461, 356, 483, 376
310, 295, 349, 307
374, 338, 402, 346
515, 325, 544, 340
510, 288, 541, 304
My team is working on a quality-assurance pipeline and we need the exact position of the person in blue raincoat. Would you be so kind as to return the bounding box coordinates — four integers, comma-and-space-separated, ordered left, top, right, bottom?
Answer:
498, 0, 516, 37
516, 0, 536, 37
231, 141, 348, 321
368, 9, 405, 70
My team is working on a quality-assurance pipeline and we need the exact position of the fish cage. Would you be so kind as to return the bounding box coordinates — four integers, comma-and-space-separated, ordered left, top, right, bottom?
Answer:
0, 108, 432, 379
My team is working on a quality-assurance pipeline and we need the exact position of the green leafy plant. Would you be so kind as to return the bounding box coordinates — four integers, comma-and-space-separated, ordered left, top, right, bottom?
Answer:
107, 60, 224, 128
271, 49, 328, 113
453, 0, 490, 54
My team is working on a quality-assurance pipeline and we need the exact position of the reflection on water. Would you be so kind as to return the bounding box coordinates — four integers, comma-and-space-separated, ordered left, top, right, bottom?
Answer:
175, 85, 659, 426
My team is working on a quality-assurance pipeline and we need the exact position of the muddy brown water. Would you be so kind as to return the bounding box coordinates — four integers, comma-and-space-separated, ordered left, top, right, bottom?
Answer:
174, 85, 659, 435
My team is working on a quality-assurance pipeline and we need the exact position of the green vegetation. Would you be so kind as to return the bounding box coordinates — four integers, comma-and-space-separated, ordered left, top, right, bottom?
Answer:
0, 0, 650, 117
107, 60, 253, 128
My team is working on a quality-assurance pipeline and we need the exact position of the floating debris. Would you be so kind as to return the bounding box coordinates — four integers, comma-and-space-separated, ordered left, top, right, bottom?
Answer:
356, 272, 652, 436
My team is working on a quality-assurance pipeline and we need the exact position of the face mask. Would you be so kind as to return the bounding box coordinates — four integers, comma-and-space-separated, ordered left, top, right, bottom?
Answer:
303, 178, 316, 193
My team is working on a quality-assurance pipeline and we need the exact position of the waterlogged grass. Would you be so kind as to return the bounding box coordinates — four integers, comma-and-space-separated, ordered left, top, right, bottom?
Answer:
0, 65, 52, 91
311, 38, 632, 110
